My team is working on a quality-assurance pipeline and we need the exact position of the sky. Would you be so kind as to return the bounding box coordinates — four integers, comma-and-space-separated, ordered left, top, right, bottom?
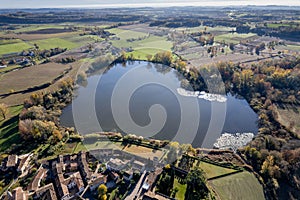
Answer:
0, 0, 299, 9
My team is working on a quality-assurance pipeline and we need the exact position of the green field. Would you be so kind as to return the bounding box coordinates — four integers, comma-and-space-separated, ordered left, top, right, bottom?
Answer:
106, 28, 173, 59
14, 24, 65, 33
210, 171, 265, 200
29, 38, 78, 50
65, 35, 102, 45
0, 65, 21, 73
0, 105, 23, 153
0, 41, 32, 55
107, 28, 149, 40
267, 23, 291, 28
215, 33, 257, 44
173, 178, 187, 200
199, 161, 237, 179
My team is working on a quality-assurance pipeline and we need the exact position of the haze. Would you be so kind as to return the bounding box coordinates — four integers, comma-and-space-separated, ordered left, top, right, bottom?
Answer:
0, 0, 300, 9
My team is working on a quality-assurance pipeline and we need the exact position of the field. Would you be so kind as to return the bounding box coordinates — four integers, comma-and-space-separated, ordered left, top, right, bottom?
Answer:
210, 171, 265, 200
0, 41, 32, 55
215, 33, 257, 44
275, 104, 300, 136
176, 26, 235, 33
267, 23, 291, 28
82, 140, 164, 160
14, 25, 65, 33
199, 161, 237, 179
0, 105, 23, 153
107, 28, 173, 60
0, 61, 81, 105
28, 38, 79, 50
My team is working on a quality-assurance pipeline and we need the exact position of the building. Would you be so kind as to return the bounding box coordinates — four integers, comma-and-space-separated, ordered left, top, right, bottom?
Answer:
34, 183, 57, 200
6, 187, 28, 200
53, 162, 85, 200
6, 155, 18, 169
28, 168, 47, 192
106, 158, 129, 171
131, 160, 146, 172
90, 175, 107, 191
123, 169, 133, 181
78, 152, 92, 184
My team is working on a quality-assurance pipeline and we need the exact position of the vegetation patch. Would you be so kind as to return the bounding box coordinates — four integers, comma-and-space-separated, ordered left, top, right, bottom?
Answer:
210, 171, 265, 200
0, 105, 23, 153
215, 33, 257, 44
0, 41, 32, 55
29, 38, 78, 50
199, 161, 237, 179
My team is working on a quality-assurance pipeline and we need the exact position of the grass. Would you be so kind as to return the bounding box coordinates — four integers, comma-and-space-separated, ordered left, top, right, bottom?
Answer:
29, 38, 78, 50
65, 35, 102, 45
285, 45, 300, 52
0, 62, 71, 105
199, 161, 237, 179
84, 140, 123, 151
173, 178, 187, 200
82, 140, 164, 159
14, 24, 65, 33
0, 41, 32, 55
267, 23, 290, 28
0, 65, 21, 73
0, 105, 23, 153
215, 33, 257, 44
107, 28, 148, 40
276, 104, 300, 136
107, 28, 172, 58
0, 39, 23, 45
210, 171, 265, 200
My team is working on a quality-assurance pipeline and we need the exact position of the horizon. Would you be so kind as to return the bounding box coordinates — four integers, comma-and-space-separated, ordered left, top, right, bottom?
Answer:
0, 0, 300, 9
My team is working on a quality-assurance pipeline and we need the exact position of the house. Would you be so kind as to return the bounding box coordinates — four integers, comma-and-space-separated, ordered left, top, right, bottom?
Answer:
123, 169, 133, 181
142, 168, 163, 192
34, 183, 57, 200
142, 191, 172, 200
17, 154, 32, 175
106, 158, 128, 171
90, 175, 107, 191
131, 160, 146, 172
28, 168, 47, 192
78, 152, 92, 183
6, 187, 28, 200
108, 171, 119, 182
53, 162, 85, 200
6, 155, 18, 170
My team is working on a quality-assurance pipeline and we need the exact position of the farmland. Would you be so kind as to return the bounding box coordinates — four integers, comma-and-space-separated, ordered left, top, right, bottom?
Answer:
215, 33, 257, 44
28, 38, 78, 50
0, 41, 32, 55
0, 6, 299, 200
107, 27, 173, 59
0, 105, 23, 153
199, 161, 237, 179
210, 171, 265, 200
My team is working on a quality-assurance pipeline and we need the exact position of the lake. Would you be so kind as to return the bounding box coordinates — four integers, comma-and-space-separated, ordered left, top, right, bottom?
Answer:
60, 61, 258, 148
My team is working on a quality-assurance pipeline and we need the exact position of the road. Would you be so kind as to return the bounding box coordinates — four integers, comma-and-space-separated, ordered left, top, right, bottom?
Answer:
125, 170, 147, 200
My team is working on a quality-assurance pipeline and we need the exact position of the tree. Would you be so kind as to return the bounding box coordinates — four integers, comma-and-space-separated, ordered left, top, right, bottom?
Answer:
0, 103, 8, 120
98, 184, 107, 200
185, 167, 209, 200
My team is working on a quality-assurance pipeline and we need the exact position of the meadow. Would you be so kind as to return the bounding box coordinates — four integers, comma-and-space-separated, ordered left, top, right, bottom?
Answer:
210, 171, 265, 200
107, 28, 173, 60
215, 33, 257, 44
0, 105, 23, 153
